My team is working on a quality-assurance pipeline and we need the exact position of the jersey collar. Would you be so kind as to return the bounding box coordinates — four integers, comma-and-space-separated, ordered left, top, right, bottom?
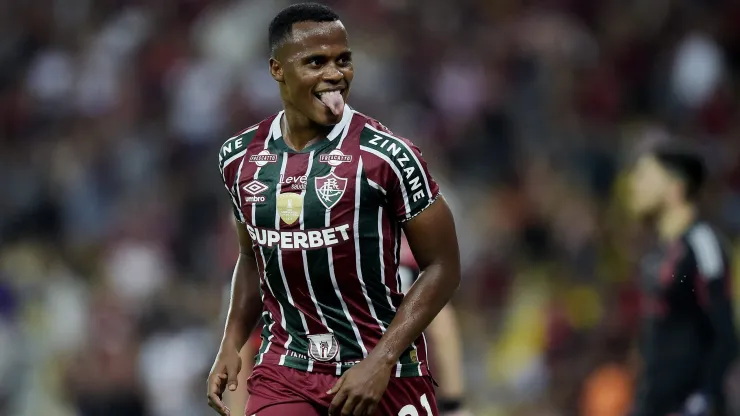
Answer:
269, 105, 354, 142
326, 104, 354, 141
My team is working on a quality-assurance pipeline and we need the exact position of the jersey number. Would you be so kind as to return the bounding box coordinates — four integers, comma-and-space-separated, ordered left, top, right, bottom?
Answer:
398, 393, 433, 416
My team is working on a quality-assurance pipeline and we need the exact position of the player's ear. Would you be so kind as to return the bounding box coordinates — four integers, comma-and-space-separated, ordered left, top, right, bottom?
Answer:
269, 58, 284, 82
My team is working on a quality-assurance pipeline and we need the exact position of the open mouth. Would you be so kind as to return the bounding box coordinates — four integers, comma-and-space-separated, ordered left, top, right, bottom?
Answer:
314, 89, 343, 101
314, 89, 345, 116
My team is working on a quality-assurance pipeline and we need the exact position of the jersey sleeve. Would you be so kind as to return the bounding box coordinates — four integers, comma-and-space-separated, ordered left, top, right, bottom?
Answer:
219, 135, 249, 223
687, 225, 738, 404
385, 139, 440, 222
360, 120, 441, 222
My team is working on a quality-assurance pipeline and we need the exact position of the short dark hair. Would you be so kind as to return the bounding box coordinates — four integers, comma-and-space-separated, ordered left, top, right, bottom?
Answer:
652, 144, 707, 200
268, 3, 341, 57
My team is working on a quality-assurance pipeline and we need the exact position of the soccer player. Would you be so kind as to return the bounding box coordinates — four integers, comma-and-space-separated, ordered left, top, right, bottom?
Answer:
398, 237, 470, 416
627, 145, 738, 416
207, 3, 461, 416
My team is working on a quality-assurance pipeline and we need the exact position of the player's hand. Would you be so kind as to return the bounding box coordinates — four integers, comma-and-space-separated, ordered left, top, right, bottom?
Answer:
327, 355, 393, 416
206, 347, 243, 415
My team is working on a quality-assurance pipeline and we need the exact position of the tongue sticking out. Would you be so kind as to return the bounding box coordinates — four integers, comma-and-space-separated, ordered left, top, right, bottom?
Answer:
319, 91, 345, 116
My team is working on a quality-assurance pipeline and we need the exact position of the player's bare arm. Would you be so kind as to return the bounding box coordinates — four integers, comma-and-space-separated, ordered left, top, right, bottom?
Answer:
399, 235, 468, 415
207, 221, 262, 416
329, 196, 461, 416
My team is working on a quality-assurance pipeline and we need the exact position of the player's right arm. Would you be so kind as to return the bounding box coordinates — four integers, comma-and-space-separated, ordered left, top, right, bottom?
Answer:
221, 222, 262, 352
208, 131, 263, 416
207, 221, 263, 416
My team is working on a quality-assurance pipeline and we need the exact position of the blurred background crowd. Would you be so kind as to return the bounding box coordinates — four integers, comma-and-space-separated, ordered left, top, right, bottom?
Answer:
2, 0, 740, 415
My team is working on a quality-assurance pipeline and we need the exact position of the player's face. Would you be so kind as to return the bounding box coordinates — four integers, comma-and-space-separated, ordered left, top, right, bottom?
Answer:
271, 21, 353, 126
628, 155, 671, 216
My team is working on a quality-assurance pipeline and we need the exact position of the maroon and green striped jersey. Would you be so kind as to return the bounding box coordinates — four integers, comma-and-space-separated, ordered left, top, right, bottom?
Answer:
218, 106, 440, 377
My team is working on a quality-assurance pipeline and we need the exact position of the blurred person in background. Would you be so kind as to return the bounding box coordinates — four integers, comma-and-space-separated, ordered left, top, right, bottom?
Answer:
207, 3, 460, 416
398, 236, 470, 416
628, 144, 738, 416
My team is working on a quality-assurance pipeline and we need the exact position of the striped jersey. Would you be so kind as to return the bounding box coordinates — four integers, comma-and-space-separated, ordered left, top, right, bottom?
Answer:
218, 106, 440, 377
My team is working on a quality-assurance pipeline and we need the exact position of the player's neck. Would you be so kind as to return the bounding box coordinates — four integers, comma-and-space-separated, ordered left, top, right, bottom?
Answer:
657, 202, 697, 242
282, 109, 333, 151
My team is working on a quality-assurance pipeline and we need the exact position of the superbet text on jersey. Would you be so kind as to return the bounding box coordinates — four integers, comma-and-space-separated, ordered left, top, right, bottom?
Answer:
218, 106, 440, 377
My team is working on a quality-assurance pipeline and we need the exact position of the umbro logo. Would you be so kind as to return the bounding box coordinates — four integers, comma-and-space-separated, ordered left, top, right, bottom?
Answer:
243, 180, 268, 204
243, 180, 268, 195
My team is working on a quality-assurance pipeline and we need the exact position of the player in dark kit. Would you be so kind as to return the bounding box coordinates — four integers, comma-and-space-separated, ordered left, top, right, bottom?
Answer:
207, 3, 461, 416
628, 145, 738, 416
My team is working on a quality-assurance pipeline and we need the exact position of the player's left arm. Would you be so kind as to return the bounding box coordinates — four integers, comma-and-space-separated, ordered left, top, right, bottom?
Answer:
375, 196, 461, 366
329, 197, 461, 416
328, 135, 460, 416
369, 137, 461, 367
689, 229, 739, 412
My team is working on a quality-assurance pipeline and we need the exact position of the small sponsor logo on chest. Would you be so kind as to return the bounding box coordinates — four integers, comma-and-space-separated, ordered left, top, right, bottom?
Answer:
249, 150, 278, 166
280, 174, 308, 190
319, 149, 352, 166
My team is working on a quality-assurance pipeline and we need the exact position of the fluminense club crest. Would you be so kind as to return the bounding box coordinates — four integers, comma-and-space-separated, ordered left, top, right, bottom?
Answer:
314, 173, 347, 210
